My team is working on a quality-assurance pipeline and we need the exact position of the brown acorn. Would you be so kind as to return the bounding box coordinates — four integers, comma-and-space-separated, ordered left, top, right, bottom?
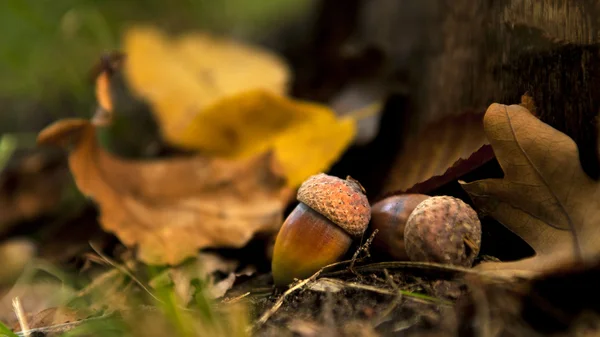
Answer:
370, 194, 430, 260
271, 173, 371, 286
404, 196, 481, 267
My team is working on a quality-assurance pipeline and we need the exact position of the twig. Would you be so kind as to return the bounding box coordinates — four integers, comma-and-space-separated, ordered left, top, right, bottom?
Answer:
349, 230, 378, 277
383, 269, 397, 290
12, 297, 29, 337
221, 292, 251, 304
324, 261, 487, 279
251, 272, 322, 333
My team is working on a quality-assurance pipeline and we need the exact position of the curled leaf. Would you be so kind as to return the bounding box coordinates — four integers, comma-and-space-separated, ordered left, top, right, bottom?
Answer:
385, 113, 492, 194
460, 103, 600, 276
38, 119, 290, 265
123, 27, 355, 187
123, 26, 289, 152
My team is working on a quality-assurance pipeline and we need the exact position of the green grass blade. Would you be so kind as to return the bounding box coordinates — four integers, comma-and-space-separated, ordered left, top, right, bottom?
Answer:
0, 320, 18, 337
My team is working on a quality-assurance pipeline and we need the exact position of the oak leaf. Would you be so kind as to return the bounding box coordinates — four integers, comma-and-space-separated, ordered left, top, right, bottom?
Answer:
460, 103, 600, 276
384, 113, 493, 195
123, 27, 356, 187
37, 119, 290, 265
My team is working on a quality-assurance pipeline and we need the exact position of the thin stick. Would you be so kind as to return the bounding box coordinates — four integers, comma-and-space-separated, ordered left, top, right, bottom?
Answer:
221, 292, 251, 304
251, 269, 325, 332
349, 230, 378, 275
383, 269, 397, 290
324, 261, 485, 279
12, 297, 29, 337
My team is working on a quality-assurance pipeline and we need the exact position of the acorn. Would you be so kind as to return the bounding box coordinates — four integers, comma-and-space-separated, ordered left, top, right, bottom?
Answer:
404, 196, 481, 267
271, 173, 371, 286
370, 194, 431, 260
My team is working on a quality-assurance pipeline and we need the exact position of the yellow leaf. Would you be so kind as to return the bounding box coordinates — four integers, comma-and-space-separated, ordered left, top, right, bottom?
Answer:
183, 90, 356, 187
273, 114, 356, 187
123, 26, 289, 150
123, 27, 356, 187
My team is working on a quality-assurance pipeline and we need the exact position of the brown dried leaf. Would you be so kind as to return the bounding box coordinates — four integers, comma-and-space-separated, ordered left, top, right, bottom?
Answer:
12, 307, 84, 332
384, 113, 493, 194
37, 119, 290, 265
460, 103, 600, 276
0, 282, 76, 325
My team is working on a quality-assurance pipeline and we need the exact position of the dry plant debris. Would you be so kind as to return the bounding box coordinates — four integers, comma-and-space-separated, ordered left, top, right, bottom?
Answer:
461, 103, 600, 276
123, 27, 356, 187
385, 112, 494, 195
37, 118, 291, 265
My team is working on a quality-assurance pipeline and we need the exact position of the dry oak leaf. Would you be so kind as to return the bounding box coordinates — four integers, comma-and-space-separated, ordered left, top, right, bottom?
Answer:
123, 27, 355, 187
460, 103, 600, 276
37, 119, 290, 265
384, 112, 493, 195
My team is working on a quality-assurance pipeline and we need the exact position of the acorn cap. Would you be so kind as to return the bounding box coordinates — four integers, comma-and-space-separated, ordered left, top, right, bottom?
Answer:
297, 173, 371, 237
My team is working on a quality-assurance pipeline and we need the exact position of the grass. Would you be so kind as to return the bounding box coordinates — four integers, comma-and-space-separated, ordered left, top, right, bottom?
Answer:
0, 320, 18, 337
2, 256, 251, 337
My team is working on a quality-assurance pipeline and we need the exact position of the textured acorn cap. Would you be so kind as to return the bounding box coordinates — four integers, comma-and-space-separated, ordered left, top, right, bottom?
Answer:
297, 173, 371, 237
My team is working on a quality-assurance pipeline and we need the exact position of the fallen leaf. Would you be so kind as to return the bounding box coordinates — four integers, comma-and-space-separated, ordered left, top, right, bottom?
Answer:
123, 27, 355, 187
37, 119, 290, 265
12, 307, 83, 332
404, 145, 494, 195
384, 112, 493, 195
123, 26, 289, 152
184, 90, 356, 187
460, 103, 600, 275
0, 282, 76, 325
